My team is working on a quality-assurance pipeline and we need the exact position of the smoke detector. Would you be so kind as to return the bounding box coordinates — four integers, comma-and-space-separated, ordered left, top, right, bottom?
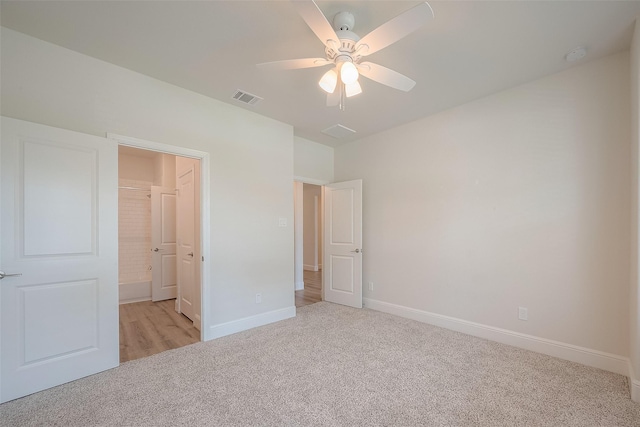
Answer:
565, 47, 587, 62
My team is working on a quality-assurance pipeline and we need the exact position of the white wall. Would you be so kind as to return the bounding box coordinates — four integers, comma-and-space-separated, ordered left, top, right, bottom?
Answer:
119, 152, 155, 182
293, 182, 304, 290
118, 174, 153, 303
118, 151, 153, 288
335, 52, 631, 359
154, 153, 176, 188
294, 136, 334, 184
1, 28, 295, 337
630, 18, 640, 401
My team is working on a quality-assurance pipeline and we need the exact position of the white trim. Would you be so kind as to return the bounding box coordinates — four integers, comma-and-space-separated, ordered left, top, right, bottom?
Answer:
630, 361, 640, 402
364, 298, 630, 376
118, 281, 151, 304
295, 281, 305, 291
119, 297, 151, 305
293, 182, 304, 296
313, 195, 319, 267
303, 264, 319, 272
107, 133, 212, 341
208, 306, 296, 339
293, 176, 330, 186
111, 133, 207, 159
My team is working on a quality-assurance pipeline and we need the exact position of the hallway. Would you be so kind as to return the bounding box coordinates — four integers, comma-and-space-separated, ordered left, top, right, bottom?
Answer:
295, 270, 322, 308
119, 299, 200, 362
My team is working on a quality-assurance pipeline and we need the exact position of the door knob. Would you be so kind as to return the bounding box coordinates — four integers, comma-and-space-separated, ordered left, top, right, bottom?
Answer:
152, 248, 165, 252
0, 270, 22, 280
350, 249, 361, 253
187, 252, 194, 257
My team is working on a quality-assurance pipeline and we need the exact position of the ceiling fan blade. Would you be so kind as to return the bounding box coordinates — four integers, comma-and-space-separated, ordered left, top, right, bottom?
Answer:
293, 0, 340, 47
257, 58, 331, 70
327, 88, 340, 106
355, 2, 434, 57
358, 62, 416, 92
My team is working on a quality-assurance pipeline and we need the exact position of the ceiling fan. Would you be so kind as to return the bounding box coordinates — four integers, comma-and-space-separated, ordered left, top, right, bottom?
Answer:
257, 1, 434, 110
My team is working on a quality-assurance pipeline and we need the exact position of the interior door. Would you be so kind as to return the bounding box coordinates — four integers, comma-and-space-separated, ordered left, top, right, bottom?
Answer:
151, 186, 177, 301
176, 164, 196, 322
0, 117, 119, 403
323, 179, 363, 308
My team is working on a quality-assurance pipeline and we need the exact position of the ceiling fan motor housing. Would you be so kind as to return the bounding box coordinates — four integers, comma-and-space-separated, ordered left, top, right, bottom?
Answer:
325, 12, 362, 65
333, 11, 355, 31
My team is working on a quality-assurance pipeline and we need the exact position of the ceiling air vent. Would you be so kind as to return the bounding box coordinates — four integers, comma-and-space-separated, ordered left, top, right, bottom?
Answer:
232, 90, 263, 106
322, 124, 356, 139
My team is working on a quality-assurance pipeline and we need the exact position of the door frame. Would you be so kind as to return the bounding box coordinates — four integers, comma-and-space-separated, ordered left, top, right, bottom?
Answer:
107, 133, 211, 341
293, 176, 329, 300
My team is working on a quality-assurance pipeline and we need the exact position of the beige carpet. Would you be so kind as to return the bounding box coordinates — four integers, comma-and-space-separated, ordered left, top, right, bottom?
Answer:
1, 302, 638, 426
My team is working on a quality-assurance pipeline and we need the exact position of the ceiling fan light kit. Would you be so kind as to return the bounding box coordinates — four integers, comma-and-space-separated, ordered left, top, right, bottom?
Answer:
345, 81, 362, 97
257, 0, 434, 111
340, 61, 359, 85
319, 69, 338, 93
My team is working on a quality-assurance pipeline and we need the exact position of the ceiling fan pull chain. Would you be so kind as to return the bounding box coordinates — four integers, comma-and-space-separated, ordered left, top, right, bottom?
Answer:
339, 83, 346, 111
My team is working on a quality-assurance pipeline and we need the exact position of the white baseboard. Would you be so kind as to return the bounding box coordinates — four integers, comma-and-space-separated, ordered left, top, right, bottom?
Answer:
303, 264, 319, 272
630, 362, 640, 402
208, 306, 296, 340
118, 281, 151, 304
364, 298, 629, 377
295, 281, 304, 291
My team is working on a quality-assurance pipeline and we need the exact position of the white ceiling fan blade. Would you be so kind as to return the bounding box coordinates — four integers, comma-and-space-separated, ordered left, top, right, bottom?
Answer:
257, 58, 331, 70
293, 0, 340, 47
358, 62, 416, 92
327, 88, 340, 106
355, 2, 434, 57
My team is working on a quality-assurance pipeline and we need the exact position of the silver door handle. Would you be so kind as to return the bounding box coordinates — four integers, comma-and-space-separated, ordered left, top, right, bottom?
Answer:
350, 249, 362, 253
0, 270, 22, 280
187, 252, 194, 257
153, 248, 165, 252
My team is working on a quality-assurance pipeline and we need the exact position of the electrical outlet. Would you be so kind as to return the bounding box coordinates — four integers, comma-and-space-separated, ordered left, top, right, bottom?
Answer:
255, 293, 262, 304
518, 307, 528, 321
368, 282, 374, 291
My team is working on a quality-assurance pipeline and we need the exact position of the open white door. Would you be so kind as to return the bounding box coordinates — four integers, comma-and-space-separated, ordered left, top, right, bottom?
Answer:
151, 186, 177, 301
0, 117, 119, 403
176, 159, 198, 323
323, 179, 363, 308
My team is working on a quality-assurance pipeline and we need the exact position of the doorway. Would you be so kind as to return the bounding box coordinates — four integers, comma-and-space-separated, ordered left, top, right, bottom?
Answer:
116, 144, 203, 362
294, 182, 323, 308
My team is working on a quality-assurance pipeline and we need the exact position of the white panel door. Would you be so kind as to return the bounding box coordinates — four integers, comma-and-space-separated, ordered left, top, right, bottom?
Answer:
0, 117, 118, 403
151, 186, 177, 301
323, 180, 363, 308
176, 165, 196, 322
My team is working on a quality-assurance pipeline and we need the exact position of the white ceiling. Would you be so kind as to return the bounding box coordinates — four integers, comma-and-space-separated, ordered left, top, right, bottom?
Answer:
2, 1, 640, 147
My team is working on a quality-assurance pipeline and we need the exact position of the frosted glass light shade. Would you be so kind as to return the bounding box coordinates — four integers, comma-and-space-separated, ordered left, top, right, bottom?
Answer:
340, 62, 359, 85
319, 69, 338, 93
345, 81, 362, 97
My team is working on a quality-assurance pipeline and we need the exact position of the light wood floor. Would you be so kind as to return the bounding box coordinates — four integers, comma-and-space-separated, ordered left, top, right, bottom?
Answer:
119, 299, 200, 363
121, 273, 319, 362
295, 270, 322, 308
